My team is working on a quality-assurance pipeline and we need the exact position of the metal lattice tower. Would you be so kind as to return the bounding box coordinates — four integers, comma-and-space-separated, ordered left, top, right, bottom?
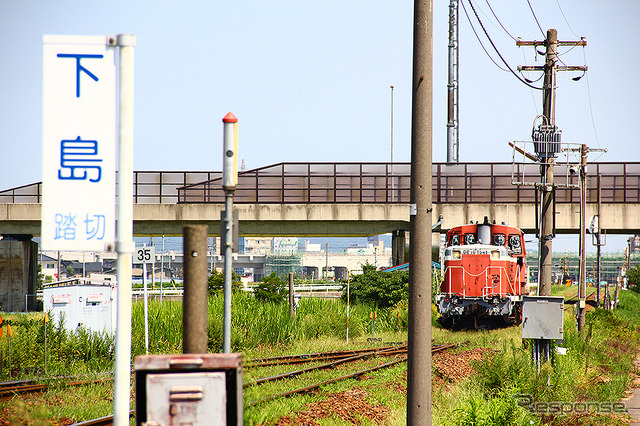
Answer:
447, 0, 459, 163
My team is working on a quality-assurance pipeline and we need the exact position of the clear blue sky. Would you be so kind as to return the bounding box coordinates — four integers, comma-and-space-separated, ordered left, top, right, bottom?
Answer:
1, 0, 638, 253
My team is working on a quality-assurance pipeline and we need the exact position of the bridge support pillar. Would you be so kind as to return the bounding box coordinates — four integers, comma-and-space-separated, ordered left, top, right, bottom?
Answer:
0, 235, 38, 312
392, 230, 406, 266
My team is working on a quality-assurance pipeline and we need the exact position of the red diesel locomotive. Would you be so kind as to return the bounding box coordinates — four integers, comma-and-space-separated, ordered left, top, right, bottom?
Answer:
436, 217, 529, 328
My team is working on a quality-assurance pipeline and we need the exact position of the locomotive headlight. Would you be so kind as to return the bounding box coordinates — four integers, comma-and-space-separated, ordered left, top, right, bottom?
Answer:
491, 250, 500, 259
452, 250, 461, 259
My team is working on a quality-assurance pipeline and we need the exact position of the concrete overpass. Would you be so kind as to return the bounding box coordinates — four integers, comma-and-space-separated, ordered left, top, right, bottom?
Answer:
2, 161, 639, 310
2, 162, 640, 237
2, 201, 640, 237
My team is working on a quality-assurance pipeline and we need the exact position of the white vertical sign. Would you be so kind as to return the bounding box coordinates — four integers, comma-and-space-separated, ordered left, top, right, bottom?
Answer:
42, 35, 116, 251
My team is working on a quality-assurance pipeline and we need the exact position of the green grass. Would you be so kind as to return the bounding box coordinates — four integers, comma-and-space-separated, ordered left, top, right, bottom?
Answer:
2, 285, 640, 425
436, 287, 640, 426
0, 380, 121, 424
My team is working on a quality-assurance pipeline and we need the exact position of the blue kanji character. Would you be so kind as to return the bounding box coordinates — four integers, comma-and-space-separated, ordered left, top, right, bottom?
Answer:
56, 53, 104, 98
58, 136, 102, 182
55, 213, 77, 240
85, 214, 106, 240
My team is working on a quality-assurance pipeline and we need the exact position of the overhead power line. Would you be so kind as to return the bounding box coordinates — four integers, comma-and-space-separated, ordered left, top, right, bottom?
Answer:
525, 0, 546, 38
485, 0, 517, 41
460, 0, 509, 72
555, 0, 579, 38
464, 0, 543, 90
582, 48, 602, 154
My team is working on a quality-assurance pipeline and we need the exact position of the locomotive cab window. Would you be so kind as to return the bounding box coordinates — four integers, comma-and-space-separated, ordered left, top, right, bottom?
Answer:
508, 234, 522, 255
449, 234, 461, 246
492, 234, 506, 246
464, 233, 476, 245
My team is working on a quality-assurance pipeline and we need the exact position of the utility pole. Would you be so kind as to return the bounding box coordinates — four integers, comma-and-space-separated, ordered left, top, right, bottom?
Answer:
325, 242, 329, 280
407, 0, 433, 424
626, 237, 633, 288
390, 85, 395, 202
183, 225, 208, 353
594, 175, 605, 308
577, 144, 587, 332
517, 30, 587, 297
390, 85, 395, 164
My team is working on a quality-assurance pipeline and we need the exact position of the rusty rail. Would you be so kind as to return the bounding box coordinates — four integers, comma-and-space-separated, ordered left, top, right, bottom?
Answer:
247, 342, 463, 407
244, 343, 407, 367
245, 345, 408, 387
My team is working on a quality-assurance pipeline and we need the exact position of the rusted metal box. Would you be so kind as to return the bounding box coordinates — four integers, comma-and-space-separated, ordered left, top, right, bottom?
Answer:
521, 296, 564, 341
134, 353, 243, 426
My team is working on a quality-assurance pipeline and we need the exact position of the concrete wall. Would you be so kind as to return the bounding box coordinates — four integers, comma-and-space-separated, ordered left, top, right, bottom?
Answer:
301, 252, 393, 276
2, 202, 640, 237
0, 238, 38, 311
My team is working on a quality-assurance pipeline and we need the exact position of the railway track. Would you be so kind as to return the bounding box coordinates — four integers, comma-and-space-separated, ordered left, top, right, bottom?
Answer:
6, 342, 463, 425
244, 343, 408, 367
245, 344, 409, 387
0, 377, 113, 399
246, 342, 463, 406
71, 411, 134, 426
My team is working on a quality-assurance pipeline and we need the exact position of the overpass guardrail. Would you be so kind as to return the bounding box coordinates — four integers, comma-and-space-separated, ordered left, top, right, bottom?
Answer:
1, 162, 639, 205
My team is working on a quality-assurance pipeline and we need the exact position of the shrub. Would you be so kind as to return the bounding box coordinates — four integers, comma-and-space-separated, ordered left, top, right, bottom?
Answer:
344, 263, 409, 308
255, 273, 287, 303
208, 270, 242, 295
627, 264, 640, 288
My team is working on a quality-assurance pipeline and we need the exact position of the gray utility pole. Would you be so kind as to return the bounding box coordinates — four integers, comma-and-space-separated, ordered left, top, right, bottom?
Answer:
595, 175, 606, 309
566, 141, 605, 325
183, 225, 209, 353
407, 0, 433, 424
390, 85, 395, 164
517, 30, 587, 296
578, 144, 587, 332
446, 0, 459, 163
289, 272, 294, 317
325, 242, 329, 279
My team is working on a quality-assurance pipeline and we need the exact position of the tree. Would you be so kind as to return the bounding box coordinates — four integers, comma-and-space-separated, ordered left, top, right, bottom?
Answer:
255, 272, 287, 303
37, 264, 44, 290
344, 262, 409, 308
208, 270, 242, 295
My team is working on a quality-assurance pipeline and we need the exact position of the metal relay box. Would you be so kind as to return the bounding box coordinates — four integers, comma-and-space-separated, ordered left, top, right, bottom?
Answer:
521, 295, 564, 341
43, 284, 114, 334
134, 353, 243, 426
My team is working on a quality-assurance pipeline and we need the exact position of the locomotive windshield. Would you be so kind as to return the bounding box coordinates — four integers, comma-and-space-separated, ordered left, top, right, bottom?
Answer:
464, 233, 477, 245
449, 234, 461, 246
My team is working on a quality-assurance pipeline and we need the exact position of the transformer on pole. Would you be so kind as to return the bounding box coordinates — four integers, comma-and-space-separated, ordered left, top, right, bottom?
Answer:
516, 30, 587, 298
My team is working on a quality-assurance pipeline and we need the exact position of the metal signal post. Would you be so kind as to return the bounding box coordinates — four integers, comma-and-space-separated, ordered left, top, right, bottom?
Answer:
222, 112, 239, 354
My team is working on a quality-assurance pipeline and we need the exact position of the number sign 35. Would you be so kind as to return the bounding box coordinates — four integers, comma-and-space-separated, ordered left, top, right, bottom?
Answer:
135, 247, 155, 264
